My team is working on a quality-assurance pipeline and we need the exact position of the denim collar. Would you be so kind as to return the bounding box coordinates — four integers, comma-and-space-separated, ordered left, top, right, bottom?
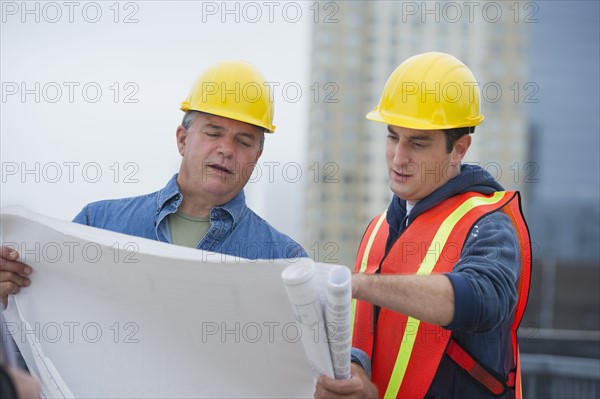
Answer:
156, 174, 247, 228
156, 174, 182, 214
211, 189, 247, 228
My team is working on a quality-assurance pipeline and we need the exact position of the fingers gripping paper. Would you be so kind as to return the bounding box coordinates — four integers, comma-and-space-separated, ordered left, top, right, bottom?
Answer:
0, 207, 351, 398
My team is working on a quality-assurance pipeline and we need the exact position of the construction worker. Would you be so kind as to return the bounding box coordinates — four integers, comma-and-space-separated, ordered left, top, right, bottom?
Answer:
0, 60, 308, 307
315, 52, 531, 398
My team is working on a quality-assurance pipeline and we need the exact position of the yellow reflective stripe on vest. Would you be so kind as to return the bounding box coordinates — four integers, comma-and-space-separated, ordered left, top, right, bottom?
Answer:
385, 192, 507, 398
351, 211, 387, 332
359, 211, 388, 274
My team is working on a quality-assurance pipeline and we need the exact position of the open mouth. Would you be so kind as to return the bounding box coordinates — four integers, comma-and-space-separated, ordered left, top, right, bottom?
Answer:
207, 163, 233, 174
393, 169, 412, 179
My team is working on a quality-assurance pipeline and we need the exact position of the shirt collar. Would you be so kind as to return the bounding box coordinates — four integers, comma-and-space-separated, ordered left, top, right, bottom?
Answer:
157, 173, 247, 227
211, 190, 247, 228
156, 174, 182, 213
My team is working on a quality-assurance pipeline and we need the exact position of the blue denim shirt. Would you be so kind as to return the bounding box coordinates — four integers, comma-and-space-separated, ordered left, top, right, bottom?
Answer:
73, 174, 307, 260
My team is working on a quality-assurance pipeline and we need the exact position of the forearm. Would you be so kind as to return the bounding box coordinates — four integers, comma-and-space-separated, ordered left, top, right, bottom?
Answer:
352, 273, 455, 326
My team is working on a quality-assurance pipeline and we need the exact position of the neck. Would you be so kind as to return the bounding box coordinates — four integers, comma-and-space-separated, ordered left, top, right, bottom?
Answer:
447, 163, 462, 180
177, 195, 212, 218
176, 176, 237, 218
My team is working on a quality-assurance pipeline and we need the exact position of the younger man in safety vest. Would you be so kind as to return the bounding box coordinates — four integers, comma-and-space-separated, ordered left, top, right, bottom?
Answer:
315, 52, 531, 399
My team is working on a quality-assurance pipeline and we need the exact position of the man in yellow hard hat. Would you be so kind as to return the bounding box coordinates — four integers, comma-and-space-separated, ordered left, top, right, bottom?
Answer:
315, 52, 531, 398
0, 60, 307, 307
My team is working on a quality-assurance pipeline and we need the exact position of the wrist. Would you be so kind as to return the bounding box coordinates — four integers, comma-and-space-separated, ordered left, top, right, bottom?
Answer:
351, 273, 361, 298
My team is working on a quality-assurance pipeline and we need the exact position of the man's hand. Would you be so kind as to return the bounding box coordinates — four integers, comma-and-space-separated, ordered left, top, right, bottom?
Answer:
0, 246, 32, 308
314, 363, 378, 399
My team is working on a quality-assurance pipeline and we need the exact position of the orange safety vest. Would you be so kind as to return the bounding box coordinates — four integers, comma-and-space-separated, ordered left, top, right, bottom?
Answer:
351, 191, 531, 398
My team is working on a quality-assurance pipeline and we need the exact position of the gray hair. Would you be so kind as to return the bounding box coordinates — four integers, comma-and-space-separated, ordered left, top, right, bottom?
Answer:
182, 110, 265, 151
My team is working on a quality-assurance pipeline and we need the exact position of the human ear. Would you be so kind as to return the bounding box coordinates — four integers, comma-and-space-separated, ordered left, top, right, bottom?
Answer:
176, 125, 187, 156
451, 134, 471, 164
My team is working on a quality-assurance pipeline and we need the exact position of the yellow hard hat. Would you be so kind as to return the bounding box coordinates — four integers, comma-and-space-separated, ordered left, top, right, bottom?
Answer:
367, 52, 484, 130
181, 60, 276, 133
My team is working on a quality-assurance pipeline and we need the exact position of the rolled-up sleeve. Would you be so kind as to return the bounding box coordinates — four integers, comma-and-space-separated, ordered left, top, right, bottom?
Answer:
350, 347, 372, 378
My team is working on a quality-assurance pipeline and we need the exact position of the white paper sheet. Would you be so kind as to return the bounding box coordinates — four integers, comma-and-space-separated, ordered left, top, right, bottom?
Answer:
0, 206, 342, 398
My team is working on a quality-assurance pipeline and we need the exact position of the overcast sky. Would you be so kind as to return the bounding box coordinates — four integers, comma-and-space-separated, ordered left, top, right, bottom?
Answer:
1, 1, 312, 242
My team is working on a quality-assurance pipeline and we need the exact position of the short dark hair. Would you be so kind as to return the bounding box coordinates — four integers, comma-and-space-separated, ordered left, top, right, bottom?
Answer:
443, 126, 475, 153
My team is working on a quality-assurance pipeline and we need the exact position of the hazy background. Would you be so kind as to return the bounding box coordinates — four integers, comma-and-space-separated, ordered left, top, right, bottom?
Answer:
1, 0, 312, 243
2, 1, 598, 251
2, 1, 599, 396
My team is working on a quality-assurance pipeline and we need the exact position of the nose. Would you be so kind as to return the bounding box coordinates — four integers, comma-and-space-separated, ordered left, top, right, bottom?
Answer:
393, 141, 410, 167
217, 136, 235, 158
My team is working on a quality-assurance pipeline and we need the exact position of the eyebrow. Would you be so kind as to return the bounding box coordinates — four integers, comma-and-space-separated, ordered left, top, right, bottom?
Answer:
409, 135, 433, 142
236, 132, 257, 142
202, 123, 225, 131
387, 126, 433, 141
202, 123, 256, 141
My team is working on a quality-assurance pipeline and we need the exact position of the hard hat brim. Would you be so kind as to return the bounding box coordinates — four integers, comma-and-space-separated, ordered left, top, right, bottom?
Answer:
366, 110, 484, 130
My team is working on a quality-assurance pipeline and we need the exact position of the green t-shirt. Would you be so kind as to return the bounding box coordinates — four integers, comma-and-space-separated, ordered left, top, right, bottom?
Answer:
167, 210, 211, 248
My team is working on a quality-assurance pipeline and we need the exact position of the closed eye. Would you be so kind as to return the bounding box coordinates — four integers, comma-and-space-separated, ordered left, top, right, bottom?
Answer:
237, 138, 252, 147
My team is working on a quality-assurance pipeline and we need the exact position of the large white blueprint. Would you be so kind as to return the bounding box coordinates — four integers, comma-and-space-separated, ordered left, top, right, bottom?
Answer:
0, 206, 348, 398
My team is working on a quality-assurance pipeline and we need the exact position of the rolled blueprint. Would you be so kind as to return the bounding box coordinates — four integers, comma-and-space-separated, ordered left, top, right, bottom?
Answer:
325, 266, 352, 380
282, 262, 352, 381
281, 262, 335, 380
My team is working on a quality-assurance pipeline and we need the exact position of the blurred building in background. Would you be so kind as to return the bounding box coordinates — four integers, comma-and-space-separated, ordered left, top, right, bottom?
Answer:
526, 1, 599, 265
303, 1, 529, 268
517, 3, 599, 396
